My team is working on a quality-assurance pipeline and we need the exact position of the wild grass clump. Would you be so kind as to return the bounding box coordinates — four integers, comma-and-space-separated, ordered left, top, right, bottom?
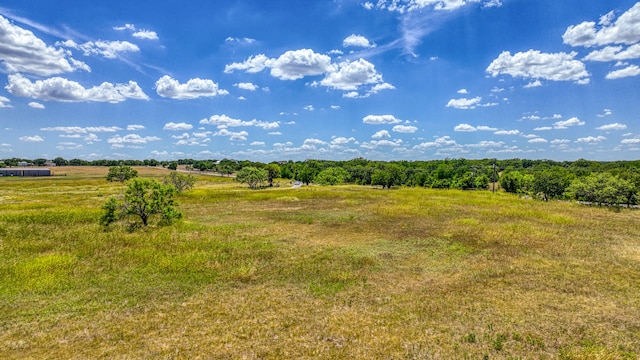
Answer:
0, 174, 639, 358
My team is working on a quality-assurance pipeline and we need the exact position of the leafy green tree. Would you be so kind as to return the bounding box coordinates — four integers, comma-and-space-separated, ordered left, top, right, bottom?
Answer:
33, 158, 47, 166
567, 173, 636, 207
167, 162, 178, 170
264, 163, 281, 186
533, 168, 572, 201
296, 165, 317, 186
106, 165, 138, 183
315, 167, 349, 185
101, 178, 182, 228
163, 171, 196, 193
52, 157, 68, 166
236, 166, 268, 189
371, 164, 403, 189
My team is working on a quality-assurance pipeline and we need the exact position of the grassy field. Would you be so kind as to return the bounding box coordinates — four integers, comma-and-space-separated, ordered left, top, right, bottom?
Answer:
1, 167, 639, 359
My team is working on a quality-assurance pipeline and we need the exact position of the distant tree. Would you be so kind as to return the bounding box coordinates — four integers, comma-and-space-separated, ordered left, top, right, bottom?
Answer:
163, 171, 196, 193
533, 168, 572, 201
106, 165, 138, 183
297, 165, 317, 186
371, 164, 403, 189
68, 158, 89, 166
567, 173, 636, 207
52, 157, 68, 166
101, 178, 182, 228
167, 162, 178, 171
264, 163, 281, 186
236, 167, 268, 189
217, 163, 234, 177
33, 158, 47, 166
315, 167, 349, 185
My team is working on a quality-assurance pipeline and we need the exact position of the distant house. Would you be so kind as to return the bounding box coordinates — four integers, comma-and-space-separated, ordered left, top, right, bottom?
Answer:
0, 168, 51, 177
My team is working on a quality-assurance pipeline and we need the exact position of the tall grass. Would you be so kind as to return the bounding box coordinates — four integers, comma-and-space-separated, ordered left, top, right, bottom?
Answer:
1, 173, 639, 358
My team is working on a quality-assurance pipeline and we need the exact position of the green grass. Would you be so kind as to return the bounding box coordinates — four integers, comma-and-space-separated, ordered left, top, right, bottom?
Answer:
1, 176, 639, 358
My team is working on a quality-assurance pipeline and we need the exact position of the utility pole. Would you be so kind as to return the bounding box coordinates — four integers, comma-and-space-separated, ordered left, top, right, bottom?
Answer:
492, 159, 497, 193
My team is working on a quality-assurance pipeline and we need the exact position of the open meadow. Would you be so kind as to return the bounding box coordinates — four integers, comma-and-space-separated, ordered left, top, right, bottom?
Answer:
1, 167, 639, 359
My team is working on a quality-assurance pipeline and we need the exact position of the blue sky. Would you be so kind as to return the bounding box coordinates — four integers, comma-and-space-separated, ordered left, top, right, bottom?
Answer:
1, 0, 640, 162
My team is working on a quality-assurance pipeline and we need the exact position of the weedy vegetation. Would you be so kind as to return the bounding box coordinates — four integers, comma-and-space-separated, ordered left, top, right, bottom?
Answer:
0, 167, 639, 359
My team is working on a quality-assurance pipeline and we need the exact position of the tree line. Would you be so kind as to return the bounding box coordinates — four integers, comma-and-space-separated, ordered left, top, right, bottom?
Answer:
3, 156, 639, 206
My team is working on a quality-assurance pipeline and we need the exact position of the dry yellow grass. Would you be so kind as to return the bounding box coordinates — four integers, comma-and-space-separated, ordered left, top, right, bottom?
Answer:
1, 173, 639, 359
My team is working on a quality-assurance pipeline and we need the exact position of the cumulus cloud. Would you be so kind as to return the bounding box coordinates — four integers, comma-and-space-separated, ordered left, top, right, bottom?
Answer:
563, 3, 640, 47
163, 122, 193, 131
0, 15, 89, 76
6, 74, 149, 103
320, 58, 383, 90
57, 39, 139, 59
28, 101, 44, 109
605, 65, 640, 79
235, 82, 258, 91
528, 137, 548, 143
392, 125, 418, 133
486, 50, 590, 84
413, 136, 457, 149
494, 129, 521, 135
363, 114, 402, 124
214, 128, 248, 141
107, 134, 161, 148
454, 123, 476, 132
127, 124, 145, 131
372, 0, 493, 12
225, 49, 386, 93
330, 136, 356, 145
584, 44, 640, 62
155, 75, 228, 99
133, 30, 158, 40
554, 117, 585, 129
372, 130, 391, 138
41, 126, 121, 133
596, 123, 627, 131
0, 96, 12, 108
446, 97, 496, 109
200, 114, 279, 130
343, 34, 376, 48
114, 23, 159, 40
577, 136, 606, 143
19, 135, 44, 142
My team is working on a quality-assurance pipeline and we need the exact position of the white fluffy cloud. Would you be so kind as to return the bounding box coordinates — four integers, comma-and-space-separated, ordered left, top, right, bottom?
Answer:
584, 44, 640, 62
0, 15, 89, 76
0, 96, 11, 108
6, 74, 149, 103
554, 117, 585, 129
107, 134, 161, 148
392, 125, 418, 133
225, 49, 386, 92
596, 123, 627, 131
563, 3, 640, 47
270, 49, 333, 80
28, 101, 44, 109
114, 23, 159, 40
363, 114, 402, 124
200, 114, 279, 130
577, 136, 606, 143
343, 34, 376, 48
446, 96, 497, 109
41, 126, 121, 133
371, 0, 492, 12
320, 59, 383, 90
372, 130, 391, 138
163, 122, 193, 131
155, 75, 228, 99
454, 124, 497, 132
19, 135, 44, 142
605, 65, 640, 79
235, 82, 258, 91
58, 39, 139, 59
486, 50, 590, 84
133, 30, 158, 40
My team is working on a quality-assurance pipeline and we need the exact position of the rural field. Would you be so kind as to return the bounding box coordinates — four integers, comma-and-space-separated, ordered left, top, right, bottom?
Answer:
1, 167, 639, 359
